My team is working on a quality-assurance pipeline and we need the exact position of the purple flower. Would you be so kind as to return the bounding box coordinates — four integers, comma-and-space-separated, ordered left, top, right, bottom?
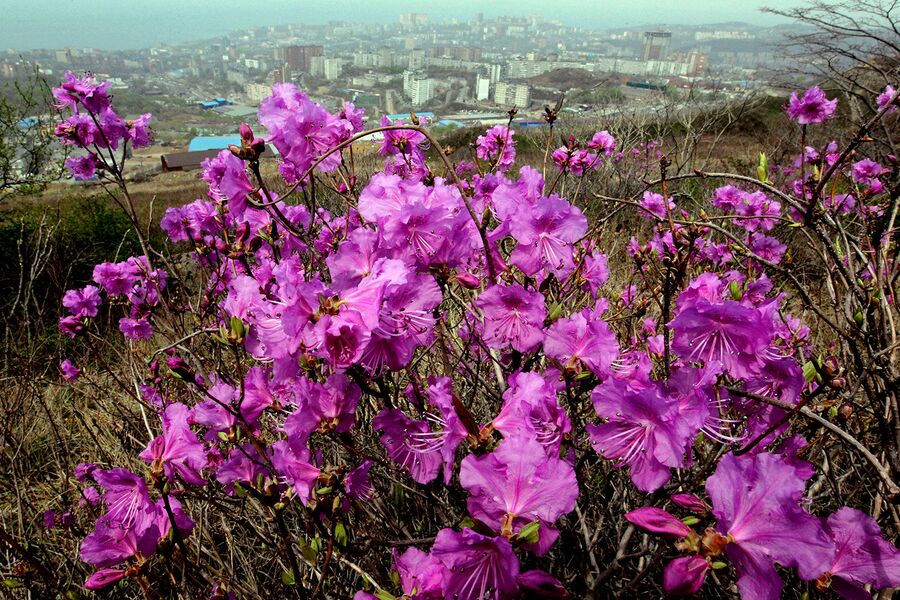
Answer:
474, 284, 547, 353
734, 191, 780, 231
460, 435, 578, 555
544, 307, 619, 378
53, 71, 111, 113
825, 193, 856, 216
877, 85, 896, 112
271, 441, 320, 505
128, 113, 153, 147
59, 359, 81, 382
58, 315, 84, 338
508, 196, 587, 278
670, 493, 709, 515
788, 86, 838, 125
587, 130, 616, 154
259, 84, 344, 181
92, 260, 141, 296
638, 191, 675, 220
516, 570, 569, 598
62, 285, 102, 318
55, 113, 99, 147
344, 460, 375, 502
65, 154, 98, 180
139, 403, 207, 486
431, 528, 520, 600
283, 374, 360, 448
216, 444, 269, 494
391, 547, 445, 598
712, 185, 744, 210
373, 377, 467, 485
200, 150, 254, 219
749, 234, 787, 264
851, 158, 884, 185
670, 299, 773, 379
820, 507, 900, 599
97, 107, 128, 149
491, 371, 571, 453
587, 378, 703, 492
119, 317, 153, 340
360, 268, 441, 373
706, 452, 835, 600
579, 250, 609, 298
476, 125, 516, 172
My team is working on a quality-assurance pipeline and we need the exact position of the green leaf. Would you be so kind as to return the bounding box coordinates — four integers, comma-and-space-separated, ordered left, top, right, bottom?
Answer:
281, 569, 296, 586
300, 539, 318, 562
802, 361, 821, 383
334, 521, 348, 547
711, 561, 727, 570
516, 521, 541, 545
682, 516, 700, 526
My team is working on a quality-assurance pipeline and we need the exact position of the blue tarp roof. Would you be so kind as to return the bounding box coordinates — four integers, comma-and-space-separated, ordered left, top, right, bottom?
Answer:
385, 112, 435, 121
188, 135, 242, 152
18, 117, 40, 129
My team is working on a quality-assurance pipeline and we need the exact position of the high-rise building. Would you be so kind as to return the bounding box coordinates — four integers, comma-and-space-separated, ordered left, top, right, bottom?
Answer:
642, 31, 672, 61
493, 82, 530, 107
489, 63, 503, 84
403, 70, 434, 106
324, 58, 343, 81
376, 47, 395, 69
399, 13, 428, 28
309, 55, 325, 77
475, 74, 491, 101
281, 45, 323, 72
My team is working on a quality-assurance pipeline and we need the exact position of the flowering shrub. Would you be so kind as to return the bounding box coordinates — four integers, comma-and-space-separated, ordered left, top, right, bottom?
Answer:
36, 73, 900, 598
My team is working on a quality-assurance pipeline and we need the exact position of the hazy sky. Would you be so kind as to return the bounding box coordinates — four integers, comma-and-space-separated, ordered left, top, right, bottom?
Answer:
0, 0, 803, 50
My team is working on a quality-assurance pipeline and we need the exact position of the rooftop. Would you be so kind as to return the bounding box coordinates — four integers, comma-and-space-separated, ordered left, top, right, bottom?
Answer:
187, 135, 241, 152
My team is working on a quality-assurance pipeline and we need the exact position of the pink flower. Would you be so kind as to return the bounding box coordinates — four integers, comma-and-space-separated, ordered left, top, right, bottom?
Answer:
544, 307, 619, 377
460, 435, 578, 554
474, 284, 547, 353
65, 154, 98, 180
508, 196, 587, 278
638, 191, 674, 219
476, 125, 516, 172
707, 452, 835, 600
62, 285, 102, 318
787, 86, 837, 125
59, 359, 81, 382
877, 85, 896, 112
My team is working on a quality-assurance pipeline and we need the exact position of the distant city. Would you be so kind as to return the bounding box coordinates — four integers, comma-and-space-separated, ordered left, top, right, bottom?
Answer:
1, 12, 800, 174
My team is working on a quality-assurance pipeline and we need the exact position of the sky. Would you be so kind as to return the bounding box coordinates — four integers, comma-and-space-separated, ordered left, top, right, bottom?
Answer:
0, 0, 803, 51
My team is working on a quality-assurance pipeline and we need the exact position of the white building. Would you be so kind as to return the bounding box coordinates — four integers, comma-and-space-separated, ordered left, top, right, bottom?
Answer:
404, 71, 434, 105
475, 74, 491, 101
410, 78, 434, 106
324, 58, 343, 80
353, 52, 377, 68
493, 82, 530, 107
246, 82, 271, 104
309, 55, 325, 77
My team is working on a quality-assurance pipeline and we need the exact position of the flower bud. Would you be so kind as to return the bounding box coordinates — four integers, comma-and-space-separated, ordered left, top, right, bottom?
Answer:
625, 507, 692, 537
670, 493, 709, 515
663, 556, 709, 596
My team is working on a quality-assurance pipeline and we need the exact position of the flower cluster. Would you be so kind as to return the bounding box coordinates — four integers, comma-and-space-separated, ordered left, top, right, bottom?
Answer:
53, 71, 152, 180
50, 77, 900, 599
